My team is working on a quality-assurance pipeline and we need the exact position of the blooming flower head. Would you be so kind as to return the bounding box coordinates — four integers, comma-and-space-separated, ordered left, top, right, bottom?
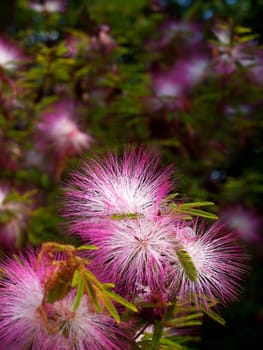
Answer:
171, 221, 247, 308
0, 250, 132, 350
86, 215, 179, 300
36, 99, 93, 157
151, 55, 208, 110
152, 56, 208, 95
0, 186, 30, 249
90, 25, 117, 54
221, 206, 262, 244
152, 68, 182, 99
0, 36, 23, 70
211, 22, 258, 74
64, 148, 173, 233
28, 0, 66, 13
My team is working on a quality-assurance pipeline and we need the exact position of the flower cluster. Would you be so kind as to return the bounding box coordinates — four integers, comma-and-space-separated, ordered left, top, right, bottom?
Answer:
64, 148, 247, 306
0, 149, 247, 348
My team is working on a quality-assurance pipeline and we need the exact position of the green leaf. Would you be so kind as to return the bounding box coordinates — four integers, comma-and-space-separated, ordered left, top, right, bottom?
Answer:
101, 295, 121, 323
176, 208, 218, 220
202, 308, 226, 326
235, 26, 252, 34
77, 245, 99, 251
166, 312, 203, 327
163, 193, 180, 202
71, 270, 80, 288
176, 246, 198, 282
238, 34, 259, 43
151, 321, 163, 350
73, 276, 84, 311
104, 290, 138, 312
84, 279, 102, 313
110, 213, 140, 220
176, 201, 215, 208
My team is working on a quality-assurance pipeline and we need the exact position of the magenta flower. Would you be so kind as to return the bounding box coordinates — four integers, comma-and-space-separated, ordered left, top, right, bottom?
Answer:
0, 36, 23, 70
152, 56, 208, 96
211, 23, 258, 74
64, 148, 173, 234
36, 100, 93, 155
0, 186, 29, 250
0, 251, 132, 350
28, 0, 66, 13
90, 25, 117, 54
171, 221, 247, 308
152, 68, 182, 99
221, 206, 262, 244
36, 99, 93, 179
151, 55, 208, 111
85, 215, 179, 299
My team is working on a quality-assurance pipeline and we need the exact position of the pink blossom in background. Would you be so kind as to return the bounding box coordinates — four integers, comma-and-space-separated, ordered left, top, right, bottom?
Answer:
28, 0, 66, 13
211, 23, 258, 74
221, 206, 262, 244
0, 186, 29, 250
152, 68, 182, 98
36, 99, 93, 179
151, 55, 209, 110
36, 100, 93, 155
0, 251, 132, 350
90, 25, 117, 54
249, 51, 263, 84
171, 221, 247, 308
0, 36, 24, 70
63, 148, 173, 234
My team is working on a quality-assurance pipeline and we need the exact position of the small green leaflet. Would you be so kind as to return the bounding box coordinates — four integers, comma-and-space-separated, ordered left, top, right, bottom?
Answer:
175, 246, 198, 282
151, 321, 163, 350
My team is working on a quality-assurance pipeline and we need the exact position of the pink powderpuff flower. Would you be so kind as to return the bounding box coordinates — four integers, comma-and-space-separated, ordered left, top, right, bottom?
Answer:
153, 55, 209, 97
0, 186, 30, 250
220, 206, 262, 244
248, 50, 263, 84
28, 0, 66, 13
63, 148, 173, 232
0, 36, 23, 70
90, 25, 117, 54
36, 100, 93, 155
0, 251, 132, 350
152, 68, 182, 99
171, 221, 247, 308
86, 215, 179, 300
211, 23, 258, 74
36, 99, 93, 179
151, 55, 208, 110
